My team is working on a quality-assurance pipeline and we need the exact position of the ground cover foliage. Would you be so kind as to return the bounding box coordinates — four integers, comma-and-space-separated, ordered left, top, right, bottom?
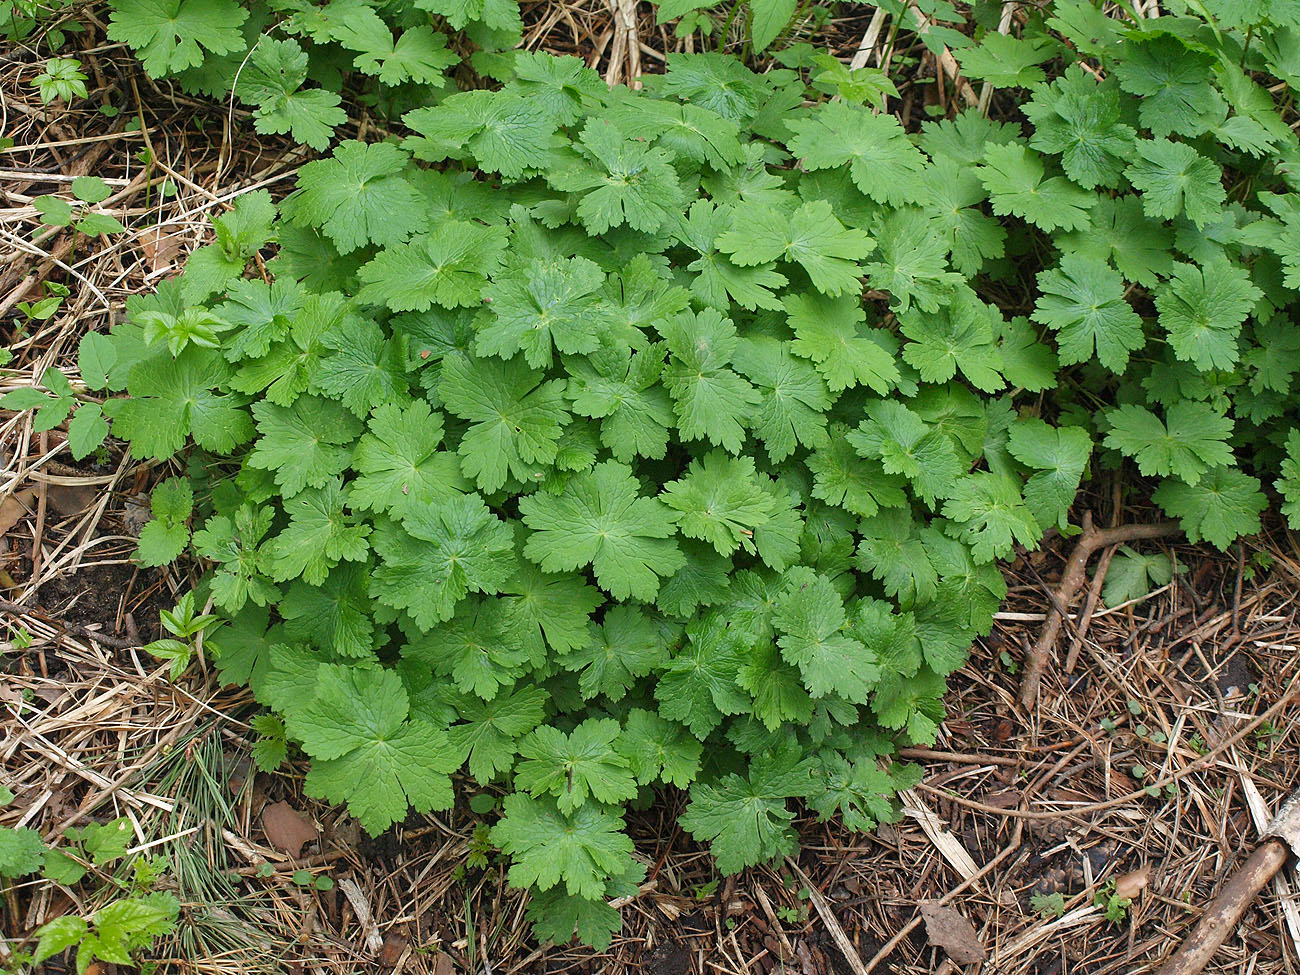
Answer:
12, 0, 1300, 952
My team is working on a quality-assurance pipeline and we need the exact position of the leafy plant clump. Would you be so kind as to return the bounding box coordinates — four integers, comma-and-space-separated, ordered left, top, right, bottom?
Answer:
13, 0, 1300, 952
0, 787, 179, 975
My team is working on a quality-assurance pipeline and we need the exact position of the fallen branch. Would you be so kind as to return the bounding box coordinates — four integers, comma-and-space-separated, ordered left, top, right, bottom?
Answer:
1018, 513, 1179, 708
1155, 838, 1292, 975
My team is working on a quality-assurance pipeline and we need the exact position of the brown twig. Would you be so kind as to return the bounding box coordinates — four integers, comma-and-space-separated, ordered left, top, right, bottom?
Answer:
1155, 839, 1291, 975
1062, 539, 1116, 674
0, 596, 138, 649
1018, 513, 1180, 708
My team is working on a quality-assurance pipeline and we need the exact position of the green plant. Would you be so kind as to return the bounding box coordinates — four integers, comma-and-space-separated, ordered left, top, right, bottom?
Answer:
1093, 878, 1131, 925
31, 893, 179, 974
1, 785, 178, 974
1030, 890, 1066, 918
143, 592, 222, 679
9, 280, 69, 331
41, 817, 134, 885
33, 177, 127, 238
99, 0, 527, 151
134, 479, 195, 567
12, 0, 1300, 954
1102, 546, 1174, 606
1, 0, 75, 42
31, 56, 87, 103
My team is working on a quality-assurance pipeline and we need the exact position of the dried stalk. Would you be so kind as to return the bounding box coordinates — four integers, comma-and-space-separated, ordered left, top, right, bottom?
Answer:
1018, 513, 1179, 708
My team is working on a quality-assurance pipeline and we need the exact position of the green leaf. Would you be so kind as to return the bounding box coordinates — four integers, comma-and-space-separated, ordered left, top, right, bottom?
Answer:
351, 25, 457, 86
372, 494, 515, 629
786, 101, 926, 206
567, 342, 676, 463
515, 718, 638, 813
1280, 429, 1300, 529
42, 848, 89, 885
446, 684, 548, 783
547, 120, 685, 234
783, 292, 899, 394
32, 916, 89, 965
492, 793, 634, 899
1156, 259, 1261, 372
525, 860, 644, 950
1113, 36, 1219, 139
233, 38, 345, 150
848, 400, 963, 507
660, 307, 761, 454
1102, 546, 1174, 607
135, 477, 194, 566
900, 296, 1004, 393
77, 212, 127, 236
978, 142, 1094, 232
1125, 139, 1226, 228
0, 827, 47, 877
655, 614, 750, 738
1007, 419, 1092, 531
34, 195, 72, 226
865, 209, 967, 315
520, 461, 683, 602
293, 666, 458, 833
810, 754, 910, 832
1032, 253, 1144, 373
1024, 66, 1135, 190
856, 512, 939, 608
1153, 467, 1267, 550
349, 399, 466, 520
404, 90, 554, 178
113, 349, 255, 459
773, 567, 878, 702
808, 429, 908, 518
439, 355, 568, 493
717, 200, 874, 297
67, 404, 109, 460
72, 175, 111, 203
309, 312, 409, 418
748, 0, 796, 51
1, 388, 52, 411
107, 0, 248, 77
250, 714, 288, 771
1104, 402, 1233, 486
676, 200, 788, 312
280, 565, 376, 659
941, 473, 1042, 563
191, 506, 279, 612
79, 817, 133, 864
679, 742, 815, 874
733, 336, 831, 462
281, 141, 423, 255
957, 32, 1058, 88
618, 708, 702, 788
264, 479, 370, 585
358, 222, 508, 312
78, 333, 117, 390
561, 605, 664, 702
247, 395, 362, 497
478, 256, 609, 368
502, 560, 602, 664
661, 451, 774, 557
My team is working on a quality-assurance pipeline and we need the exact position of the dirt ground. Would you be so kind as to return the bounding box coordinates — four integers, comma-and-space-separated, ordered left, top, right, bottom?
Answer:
3, 7, 1300, 975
